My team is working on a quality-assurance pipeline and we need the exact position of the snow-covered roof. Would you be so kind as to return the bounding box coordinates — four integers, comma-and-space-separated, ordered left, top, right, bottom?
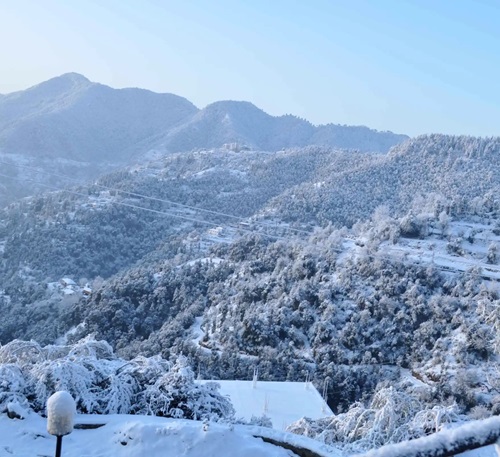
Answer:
60, 277, 76, 286
199, 380, 333, 430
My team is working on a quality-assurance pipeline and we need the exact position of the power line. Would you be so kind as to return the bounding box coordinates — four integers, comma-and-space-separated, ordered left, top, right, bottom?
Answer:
0, 159, 312, 236
0, 172, 289, 241
2, 165, 498, 280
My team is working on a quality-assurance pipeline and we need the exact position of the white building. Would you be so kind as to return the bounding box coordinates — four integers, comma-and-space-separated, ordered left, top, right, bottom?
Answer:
199, 380, 333, 430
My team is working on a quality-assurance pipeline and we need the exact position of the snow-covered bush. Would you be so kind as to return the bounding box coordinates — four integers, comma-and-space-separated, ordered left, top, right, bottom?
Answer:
287, 385, 460, 453
0, 337, 234, 421
135, 356, 234, 421
0, 364, 28, 414
248, 414, 273, 428
0, 340, 44, 365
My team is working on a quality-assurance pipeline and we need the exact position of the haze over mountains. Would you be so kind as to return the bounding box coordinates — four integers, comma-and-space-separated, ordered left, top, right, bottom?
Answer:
0, 73, 407, 207
0, 73, 198, 162
0, 72, 407, 159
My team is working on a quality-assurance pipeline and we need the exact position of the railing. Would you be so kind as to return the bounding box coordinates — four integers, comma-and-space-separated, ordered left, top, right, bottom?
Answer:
355, 415, 500, 457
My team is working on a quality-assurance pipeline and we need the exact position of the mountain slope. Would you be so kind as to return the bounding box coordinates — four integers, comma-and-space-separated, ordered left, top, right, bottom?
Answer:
0, 73, 198, 162
159, 100, 407, 153
2, 135, 500, 451
0, 73, 408, 208
2, 134, 500, 303
265, 134, 500, 226
2, 135, 500, 349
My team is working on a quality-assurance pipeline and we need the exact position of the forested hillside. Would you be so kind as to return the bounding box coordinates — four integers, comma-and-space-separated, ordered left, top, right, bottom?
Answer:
2, 134, 500, 452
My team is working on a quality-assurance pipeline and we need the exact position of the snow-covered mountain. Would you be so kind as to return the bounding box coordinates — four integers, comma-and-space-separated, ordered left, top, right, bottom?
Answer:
266, 134, 500, 226
0, 73, 198, 162
4, 92, 500, 454
158, 100, 406, 154
0, 73, 407, 208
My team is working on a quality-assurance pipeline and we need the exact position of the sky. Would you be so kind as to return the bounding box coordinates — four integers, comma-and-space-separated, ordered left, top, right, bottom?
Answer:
1, 0, 499, 137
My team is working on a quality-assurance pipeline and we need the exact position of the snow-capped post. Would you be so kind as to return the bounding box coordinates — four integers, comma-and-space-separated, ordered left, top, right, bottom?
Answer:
46, 391, 76, 457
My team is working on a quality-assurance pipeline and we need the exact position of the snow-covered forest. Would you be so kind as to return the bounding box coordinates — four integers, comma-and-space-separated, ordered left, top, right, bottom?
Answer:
3, 81, 500, 456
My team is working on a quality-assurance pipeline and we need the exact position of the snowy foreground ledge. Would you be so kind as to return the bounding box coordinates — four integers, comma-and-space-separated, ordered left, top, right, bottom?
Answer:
0, 412, 341, 457
354, 416, 500, 457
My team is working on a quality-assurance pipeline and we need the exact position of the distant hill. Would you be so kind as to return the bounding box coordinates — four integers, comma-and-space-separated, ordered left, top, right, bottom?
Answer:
159, 100, 407, 154
0, 73, 408, 207
0, 73, 198, 162
0, 73, 407, 162
2, 135, 500, 311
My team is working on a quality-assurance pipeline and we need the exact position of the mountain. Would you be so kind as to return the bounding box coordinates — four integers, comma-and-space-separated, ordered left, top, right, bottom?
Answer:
0, 73, 198, 162
0, 73, 199, 208
2, 134, 500, 307
0, 73, 408, 208
0, 73, 407, 161
2, 135, 500, 346
158, 100, 407, 154
266, 134, 500, 226
158, 101, 313, 153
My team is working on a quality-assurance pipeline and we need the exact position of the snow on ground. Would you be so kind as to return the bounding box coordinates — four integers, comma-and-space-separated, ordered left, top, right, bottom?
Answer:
199, 380, 333, 430
185, 257, 224, 267
460, 446, 496, 457
0, 411, 494, 457
46, 278, 89, 299
381, 236, 500, 281
0, 413, 340, 457
340, 218, 500, 282
189, 316, 205, 348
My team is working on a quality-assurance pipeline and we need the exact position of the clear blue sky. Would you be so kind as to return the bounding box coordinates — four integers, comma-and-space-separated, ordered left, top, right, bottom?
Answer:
1, 0, 499, 136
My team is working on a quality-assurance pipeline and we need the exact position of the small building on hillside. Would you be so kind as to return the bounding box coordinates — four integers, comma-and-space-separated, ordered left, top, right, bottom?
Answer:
82, 286, 92, 296
222, 143, 250, 153
60, 278, 76, 287
198, 380, 333, 430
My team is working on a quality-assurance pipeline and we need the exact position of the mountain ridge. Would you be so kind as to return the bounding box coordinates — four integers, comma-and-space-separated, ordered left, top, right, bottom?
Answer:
1, 73, 408, 156
0, 73, 409, 208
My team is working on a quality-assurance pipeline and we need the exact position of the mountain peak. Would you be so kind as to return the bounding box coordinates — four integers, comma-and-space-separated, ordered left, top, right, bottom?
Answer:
203, 100, 263, 114
44, 72, 92, 89
25, 72, 93, 96
57, 72, 91, 83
